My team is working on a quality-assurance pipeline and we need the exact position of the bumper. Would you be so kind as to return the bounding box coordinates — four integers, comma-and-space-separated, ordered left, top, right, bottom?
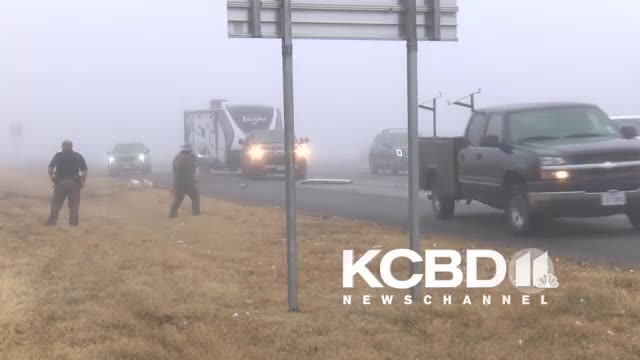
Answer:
245, 158, 307, 174
392, 157, 409, 171
108, 162, 151, 173
529, 188, 640, 217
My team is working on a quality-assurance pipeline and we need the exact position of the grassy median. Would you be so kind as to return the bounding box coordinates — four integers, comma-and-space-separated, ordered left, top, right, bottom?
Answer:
0, 173, 639, 359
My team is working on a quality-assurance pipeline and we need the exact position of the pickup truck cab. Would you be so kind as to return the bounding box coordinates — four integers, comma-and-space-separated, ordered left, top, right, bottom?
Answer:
419, 103, 640, 235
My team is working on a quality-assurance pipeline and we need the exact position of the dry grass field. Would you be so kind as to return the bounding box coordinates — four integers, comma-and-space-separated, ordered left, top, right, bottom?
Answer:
1, 173, 639, 359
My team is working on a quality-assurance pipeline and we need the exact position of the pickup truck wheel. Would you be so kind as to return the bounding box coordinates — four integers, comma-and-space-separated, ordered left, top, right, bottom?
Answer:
627, 210, 640, 230
507, 185, 540, 236
431, 182, 455, 220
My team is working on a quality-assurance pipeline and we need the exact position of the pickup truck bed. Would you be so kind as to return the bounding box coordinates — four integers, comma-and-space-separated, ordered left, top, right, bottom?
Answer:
419, 136, 466, 197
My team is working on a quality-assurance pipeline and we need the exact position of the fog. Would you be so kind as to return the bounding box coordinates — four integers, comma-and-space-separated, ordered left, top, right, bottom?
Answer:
1, 0, 639, 168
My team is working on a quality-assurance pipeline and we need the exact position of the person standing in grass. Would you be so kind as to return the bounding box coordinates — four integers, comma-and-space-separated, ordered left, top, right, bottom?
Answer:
47, 140, 88, 226
169, 144, 200, 218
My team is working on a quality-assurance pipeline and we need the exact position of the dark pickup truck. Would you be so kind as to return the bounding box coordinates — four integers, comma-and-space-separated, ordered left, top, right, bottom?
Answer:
419, 102, 640, 235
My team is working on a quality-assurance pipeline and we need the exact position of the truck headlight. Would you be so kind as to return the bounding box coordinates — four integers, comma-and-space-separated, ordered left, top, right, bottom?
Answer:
541, 170, 570, 180
295, 144, 310, 158
108, 156, 115, 164
138, 154, 146, 162
539, 156, 566, 166
248, 145, 264, 160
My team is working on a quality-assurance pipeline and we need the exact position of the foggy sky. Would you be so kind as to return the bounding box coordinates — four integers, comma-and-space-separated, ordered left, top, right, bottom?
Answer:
1, 0, 639, 167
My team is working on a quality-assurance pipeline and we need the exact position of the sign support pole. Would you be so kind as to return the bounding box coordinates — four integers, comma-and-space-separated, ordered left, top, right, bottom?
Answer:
281, 0, 299, 312
419, 92, 443, 137
406, 0, 421, 301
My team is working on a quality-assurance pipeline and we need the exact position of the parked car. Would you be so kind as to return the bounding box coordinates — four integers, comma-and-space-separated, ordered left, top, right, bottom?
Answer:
419, 103, 640, 235
612, 115, 640, 139
107, 143, 152, 176
239, 130, 309, 180
369, 128, 409, 174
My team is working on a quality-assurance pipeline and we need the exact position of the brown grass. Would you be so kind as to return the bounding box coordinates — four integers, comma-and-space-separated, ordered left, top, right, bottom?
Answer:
0, 173, 639, 359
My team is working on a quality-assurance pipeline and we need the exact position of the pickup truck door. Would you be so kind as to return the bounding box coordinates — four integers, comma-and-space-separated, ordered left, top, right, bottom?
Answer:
474, 113, 508, 206
458, 113, 489, 198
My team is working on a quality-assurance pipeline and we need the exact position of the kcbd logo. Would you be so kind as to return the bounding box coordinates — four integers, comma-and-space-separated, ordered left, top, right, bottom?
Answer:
343, 248, 558, 293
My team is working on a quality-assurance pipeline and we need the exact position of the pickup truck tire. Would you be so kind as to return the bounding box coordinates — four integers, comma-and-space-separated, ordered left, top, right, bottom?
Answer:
506, 185, 540, 236
627, 211, 640, 230
431, 178, 455, 220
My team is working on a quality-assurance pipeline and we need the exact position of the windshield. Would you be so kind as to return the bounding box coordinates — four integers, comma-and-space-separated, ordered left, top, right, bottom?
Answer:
387, 133, 408, 146
508, 106, 618, 143
113, 143, 145, 153
252, 131, 285, 144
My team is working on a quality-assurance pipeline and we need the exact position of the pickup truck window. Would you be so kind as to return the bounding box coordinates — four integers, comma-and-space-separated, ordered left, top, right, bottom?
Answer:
466, 113, 489, 146
485, 114, 504, 141
509, 106, 618, 144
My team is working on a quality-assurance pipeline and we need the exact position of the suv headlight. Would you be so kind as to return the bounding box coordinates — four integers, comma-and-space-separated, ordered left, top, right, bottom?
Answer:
138, 154, 146, 162
108, 156, 115, 164
539, 156, 566, 167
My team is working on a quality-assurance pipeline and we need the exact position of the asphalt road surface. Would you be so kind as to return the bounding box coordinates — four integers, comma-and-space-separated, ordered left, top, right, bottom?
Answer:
127, 161, 640, 265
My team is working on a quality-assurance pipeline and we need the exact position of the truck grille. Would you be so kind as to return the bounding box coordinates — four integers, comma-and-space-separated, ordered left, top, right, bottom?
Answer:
578, 165, 640, 177
117, 155, 137, 163
571, 166, 640, 192
571, 151, 640, 164
263, 152, 285, 164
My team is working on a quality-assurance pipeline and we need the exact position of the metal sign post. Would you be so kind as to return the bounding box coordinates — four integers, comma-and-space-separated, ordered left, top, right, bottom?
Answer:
228, 0, 458, 311
419, 92, 443, 137
405, 0, 421, 301
281, 0, 299, 312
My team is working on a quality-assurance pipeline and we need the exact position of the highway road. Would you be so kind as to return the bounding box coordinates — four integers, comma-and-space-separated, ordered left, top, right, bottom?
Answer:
134, 162, 640, 264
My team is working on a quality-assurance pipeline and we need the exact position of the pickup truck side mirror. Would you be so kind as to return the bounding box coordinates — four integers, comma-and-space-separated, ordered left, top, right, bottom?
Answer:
107, 151, 112, 156
620, 126, 638, 139
480, 135, 501, 147
238, 139, 244, 145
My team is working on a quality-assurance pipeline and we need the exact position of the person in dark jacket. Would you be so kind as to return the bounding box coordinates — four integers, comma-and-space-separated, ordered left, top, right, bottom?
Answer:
169, 144, 200, 218
47, 140, 88, 226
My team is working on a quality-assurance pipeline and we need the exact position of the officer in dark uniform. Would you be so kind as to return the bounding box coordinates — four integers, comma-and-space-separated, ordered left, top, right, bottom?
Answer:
169, 144, 200, 218
47, 140, 88, 226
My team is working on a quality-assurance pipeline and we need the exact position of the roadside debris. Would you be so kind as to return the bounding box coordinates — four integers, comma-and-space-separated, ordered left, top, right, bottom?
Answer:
299, 179, 353, 185
127, 178, 154, 188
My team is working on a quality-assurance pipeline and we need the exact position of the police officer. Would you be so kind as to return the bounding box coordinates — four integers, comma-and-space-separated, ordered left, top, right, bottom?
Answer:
47, 140, 88, 226
169, 144, 200, 218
